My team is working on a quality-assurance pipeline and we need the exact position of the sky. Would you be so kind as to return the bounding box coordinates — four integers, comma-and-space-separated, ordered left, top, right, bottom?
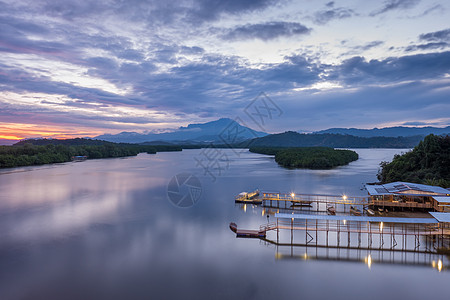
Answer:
1, 0, 450, 141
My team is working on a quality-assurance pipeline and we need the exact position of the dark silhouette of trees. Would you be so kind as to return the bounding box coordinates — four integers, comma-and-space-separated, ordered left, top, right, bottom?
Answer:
377, 134, 450, 187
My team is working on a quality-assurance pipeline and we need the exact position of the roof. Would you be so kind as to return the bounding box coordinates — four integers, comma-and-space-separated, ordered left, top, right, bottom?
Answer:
432, 196, 450, 204
365, 182, 450, 196
429, 212, 450, 223
275, 213, 438, 224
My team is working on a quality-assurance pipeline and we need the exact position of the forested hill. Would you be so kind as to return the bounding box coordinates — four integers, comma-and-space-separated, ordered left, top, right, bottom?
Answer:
0, 138, 183, 168
245, 132, 423, 148
377, 134, 450, 187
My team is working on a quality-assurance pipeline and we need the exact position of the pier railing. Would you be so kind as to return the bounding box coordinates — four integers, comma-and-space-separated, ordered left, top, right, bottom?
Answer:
262, 192, 370, 205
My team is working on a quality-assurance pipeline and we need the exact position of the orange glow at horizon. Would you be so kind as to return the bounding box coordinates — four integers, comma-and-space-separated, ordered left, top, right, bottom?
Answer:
0, 135, 23, 140
0, 122, 104, 140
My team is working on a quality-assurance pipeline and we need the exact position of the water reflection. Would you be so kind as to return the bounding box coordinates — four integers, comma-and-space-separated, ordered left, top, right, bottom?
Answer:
0, 148, 448, 300
274, 246, 448, 271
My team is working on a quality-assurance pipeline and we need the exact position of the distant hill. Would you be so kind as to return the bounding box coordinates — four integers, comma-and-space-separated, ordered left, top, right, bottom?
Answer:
246, 131, 423, 148
95, 118, 267, 143
313, 126, 450, 137
14, 138, 113, 146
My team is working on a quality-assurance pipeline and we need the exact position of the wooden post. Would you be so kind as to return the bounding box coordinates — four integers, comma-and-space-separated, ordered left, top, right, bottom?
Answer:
277, 218, 279, 244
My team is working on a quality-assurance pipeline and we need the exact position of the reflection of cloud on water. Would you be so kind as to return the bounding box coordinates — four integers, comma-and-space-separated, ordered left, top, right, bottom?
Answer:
0, 192, 121, 243
0, 156, 167, 210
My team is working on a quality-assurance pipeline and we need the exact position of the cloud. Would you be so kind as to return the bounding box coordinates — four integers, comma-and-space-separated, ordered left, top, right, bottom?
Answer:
314, 4, 356, 24
357, 41, 384, 51
410, 4, 444, 18
370, 0, 420, 16
0, 0, 449, 135
402, 121, 428, 125
342, 41, 385, 55
330, 51, 450, 84
404, 42, 449, 52
403, 28, 450, 52
276, 79, 450, 131
187, 0, 278, 23
221, 22, 311, 41
419, 28, 450, 42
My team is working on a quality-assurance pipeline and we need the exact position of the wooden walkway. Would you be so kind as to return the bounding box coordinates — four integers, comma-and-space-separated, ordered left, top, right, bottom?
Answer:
236, 192, 435, 213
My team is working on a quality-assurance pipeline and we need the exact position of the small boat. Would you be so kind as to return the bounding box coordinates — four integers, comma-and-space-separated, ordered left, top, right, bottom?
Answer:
378, 207, 384, 213
229, 222, 266, 238
350, 206, 361, 216
229, 222, 237, 233
366, 208, 375, 216
327, 204, 336, 215
235, 190, 261, 203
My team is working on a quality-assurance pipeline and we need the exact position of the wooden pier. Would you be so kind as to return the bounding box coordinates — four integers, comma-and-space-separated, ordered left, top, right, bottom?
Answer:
236, 191, 439, 213
230, 212, 450, 254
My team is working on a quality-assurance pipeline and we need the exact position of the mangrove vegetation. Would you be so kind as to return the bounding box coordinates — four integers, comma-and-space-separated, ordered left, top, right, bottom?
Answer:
250, 146, 359, 169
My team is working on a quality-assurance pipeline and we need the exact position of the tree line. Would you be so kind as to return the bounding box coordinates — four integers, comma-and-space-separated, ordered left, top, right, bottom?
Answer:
0, 139, 184, 168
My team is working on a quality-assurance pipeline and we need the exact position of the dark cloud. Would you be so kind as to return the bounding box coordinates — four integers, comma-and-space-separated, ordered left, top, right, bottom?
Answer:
402, 28, 450, 52
340, 41, 384, 56
358, 41, 384, 51
330, 51, 450, 84
370, 0, 420, 16
405, 42, 448, 52
221, 22, 311, 41
187, 0, 278, 23
0, 15, 78, 59
419, 28, 450, 42
314, 5, 356, 24
117, 49, 145, 61
19, 0, 278, 26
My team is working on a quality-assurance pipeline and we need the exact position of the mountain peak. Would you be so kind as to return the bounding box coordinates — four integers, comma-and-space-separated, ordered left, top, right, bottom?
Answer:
183, 118, 237, 129
96, 118, 267, 143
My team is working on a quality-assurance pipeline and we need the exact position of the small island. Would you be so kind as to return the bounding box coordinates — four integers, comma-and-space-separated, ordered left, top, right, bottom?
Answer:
249, 146, 359, 169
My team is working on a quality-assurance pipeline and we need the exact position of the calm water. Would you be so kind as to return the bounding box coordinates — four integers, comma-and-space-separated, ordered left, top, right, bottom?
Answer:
0, 148, 448, 300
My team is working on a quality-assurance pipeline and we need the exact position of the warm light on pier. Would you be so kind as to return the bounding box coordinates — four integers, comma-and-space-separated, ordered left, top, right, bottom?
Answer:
291, 193, 295, 198
342, 195, 347, 200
